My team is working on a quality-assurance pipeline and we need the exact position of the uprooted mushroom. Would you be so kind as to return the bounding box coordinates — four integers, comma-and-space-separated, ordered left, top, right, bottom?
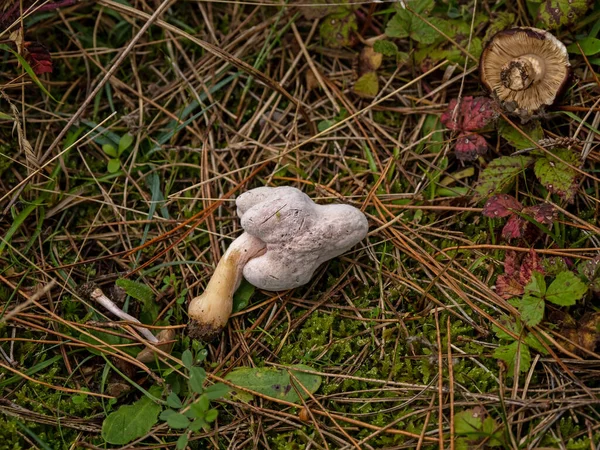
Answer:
479, 27, 570, 120
188, 186, 369, 341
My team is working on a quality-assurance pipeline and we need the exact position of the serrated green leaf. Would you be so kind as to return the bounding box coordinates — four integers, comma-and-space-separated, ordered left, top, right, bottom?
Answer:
524, 333, 550, 355
567, 37, 600, 56
534, 148, 580, 202
353, 72, 379, 98
492, 315, 523, 341
118, 133, 134, 154
224, 364, 321, 404
373, 39, 398, 56
483, 12, 515, 43
475, 155, 533, 197
545, 271, 588, 306
166, 392, 182, 409
525, 271, 546, 297
493, 341, 531, 374
454, 409, 483, 435
160, 410, 190, 429
102, 393, 161, 444
115, 278, 155, 311
520, 295, 545, 327
107, 158, 120, 173
189, 367, 206, 394
498, 119, 544, 151
188, 418, 208, 432
102, 144, 118, 157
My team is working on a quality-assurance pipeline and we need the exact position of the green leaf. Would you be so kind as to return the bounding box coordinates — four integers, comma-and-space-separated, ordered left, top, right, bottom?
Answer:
107, 158, 121, 173
373, 39, 398, 56
475, 155, 533, 197
115, 278, 155, 311
118, 133, 134, 154
189, 367, 207, 394
538, 0, 591, 30
166, 392, 183, 409
454, 409, 484, 435
181, 349, 193, 369
0, 44, 56, 101
534, 148, 580, 203
520, 295, 545, 327
102, 144, 118, 157
233, 280, 255, 313
224, 364, 322, 404
197, 394, 209, 413
353, 72, 379, 98
492, 315, 523, 341
524, 333, 550, 355
176, 434, 189, 450
160, 410, 190, 429
498, 119, 544, 151
204, 383, 231, 400
545, 271, 588, 306
188, 418, 208, 432
102, 393, 161, 444
567, 37, 600, 56
319, 9, 358, 49
483, 12, 515, 43
385, 2, 440, 45
493, 341, 531, 374
525, 271, 546, 297
204, 409, 218, 422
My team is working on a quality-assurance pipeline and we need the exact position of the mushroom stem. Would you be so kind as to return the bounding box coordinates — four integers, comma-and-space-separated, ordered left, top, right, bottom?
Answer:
90, 288, 159, 344
500, 54, 546, 91
187, 232, 266, 341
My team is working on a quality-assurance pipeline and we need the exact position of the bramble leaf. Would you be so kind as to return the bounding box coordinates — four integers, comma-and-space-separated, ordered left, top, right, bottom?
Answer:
475, 156, 533, 197
353, 72, 379, 98
545, 271, 587, 306
534, 148, 580, 202
520, 294, 545, 327
494, 341, 531, 374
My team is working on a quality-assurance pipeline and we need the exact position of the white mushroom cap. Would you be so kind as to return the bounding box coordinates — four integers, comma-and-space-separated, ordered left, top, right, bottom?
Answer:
480, 27, 570, 119
236, 186, 369, 291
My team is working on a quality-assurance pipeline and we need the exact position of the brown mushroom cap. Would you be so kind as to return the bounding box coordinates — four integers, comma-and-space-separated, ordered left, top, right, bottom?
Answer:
480, 27, 570, 119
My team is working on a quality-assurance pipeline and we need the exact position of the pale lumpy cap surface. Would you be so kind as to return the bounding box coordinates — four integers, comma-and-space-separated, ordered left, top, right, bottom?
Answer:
235, 186, 368, 291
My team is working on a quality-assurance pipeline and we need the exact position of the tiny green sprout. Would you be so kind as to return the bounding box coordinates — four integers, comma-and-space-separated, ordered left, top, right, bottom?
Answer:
102, 133, 134, 173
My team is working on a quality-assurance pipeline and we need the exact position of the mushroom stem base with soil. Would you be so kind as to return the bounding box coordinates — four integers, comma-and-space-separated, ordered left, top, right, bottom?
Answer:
187, 232, 266, 341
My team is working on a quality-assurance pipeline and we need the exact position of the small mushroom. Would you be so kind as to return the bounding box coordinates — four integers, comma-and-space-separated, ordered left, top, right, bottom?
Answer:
188, 186, 368, 341
480, 27, 570, 120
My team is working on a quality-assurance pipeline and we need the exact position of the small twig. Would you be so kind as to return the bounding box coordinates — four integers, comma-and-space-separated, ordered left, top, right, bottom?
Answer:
89, 288, 158, 344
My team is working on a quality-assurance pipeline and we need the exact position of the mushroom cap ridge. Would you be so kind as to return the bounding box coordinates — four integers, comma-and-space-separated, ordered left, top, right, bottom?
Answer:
236, 187, 368, 291
479, 27, 570, 118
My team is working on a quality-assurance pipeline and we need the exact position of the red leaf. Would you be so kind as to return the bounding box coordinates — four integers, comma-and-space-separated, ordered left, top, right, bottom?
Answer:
519, 249, 544, 286
504, 250, 519, 277
461, 96, 497, 131
441, 96, 497, 132
23, 41, 52, 75
483, 194, 523, 218
440, 98, 461, 131
502, 215, 526, 240
455, 132, 488, 161
496, 274, 524, 299
523, 203, 555, 225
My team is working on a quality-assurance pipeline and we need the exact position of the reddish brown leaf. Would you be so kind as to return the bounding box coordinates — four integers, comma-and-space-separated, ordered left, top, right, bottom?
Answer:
519, 249, 544, 287
455, 132, 488, 161
496, 273, 525, 299
23, 41, 52, 75
483, 194, 523, 218
504, 251, 519, 277
441, 96, 497, 132
502, 215, 526, 240
523, 203, 555, 225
